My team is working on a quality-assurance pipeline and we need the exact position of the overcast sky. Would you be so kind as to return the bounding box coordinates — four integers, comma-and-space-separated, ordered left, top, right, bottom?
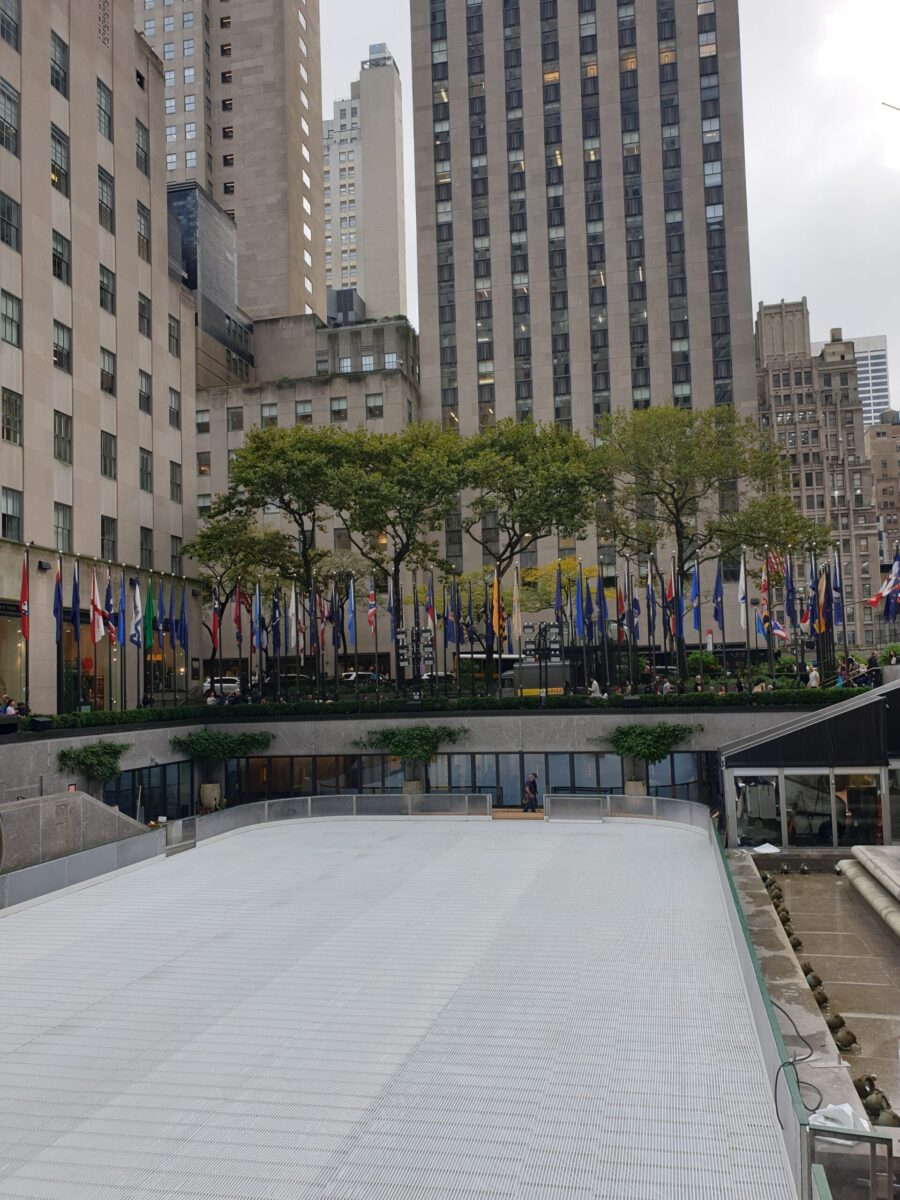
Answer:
321, 0, 900, 405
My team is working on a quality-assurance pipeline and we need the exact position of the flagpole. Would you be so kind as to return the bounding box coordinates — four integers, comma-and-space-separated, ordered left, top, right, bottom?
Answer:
74, 560, 82, 711
136, 575, 143, 706
695, 559, 703, 690
56, 556, 63, 714
811, 551, 822, 675
373, 579, 381, 705
468, 582, 476, 698
23, 543, 30, 715
836, 546, 850, 669
763, 546, 775, 678
104, 564, 111, 711
718, 558, 727, 683
120, 566, 127, 710
627, 566, 637, 685
600, 572, 611, 692
742, 549, 752, 685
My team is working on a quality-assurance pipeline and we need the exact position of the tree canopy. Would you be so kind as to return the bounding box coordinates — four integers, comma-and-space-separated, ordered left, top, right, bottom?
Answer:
183, 510, 300, 610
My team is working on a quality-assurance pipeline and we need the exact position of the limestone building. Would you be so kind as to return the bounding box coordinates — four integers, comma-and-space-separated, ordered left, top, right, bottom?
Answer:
323, 43, 407, 319
814, 334, 891, 427
756, 301, 879, 648
864, 410, 900, 566
135, 0, 325, 321
0, 0, 197, 712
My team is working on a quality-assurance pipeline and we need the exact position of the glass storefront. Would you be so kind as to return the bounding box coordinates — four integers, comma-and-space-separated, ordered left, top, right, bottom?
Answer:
785, 774, 832, 847
834, 774, 883, 847
734, 776, 781, 847
103, 760, 193, 823
0, 612, 24, 704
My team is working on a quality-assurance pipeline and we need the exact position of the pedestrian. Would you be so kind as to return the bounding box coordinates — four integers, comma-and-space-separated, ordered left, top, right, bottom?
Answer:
522, 771, 539, 813
807, 664, 820, 688
867, 651, 881, 688
693, 674, 703, 693
589, 677, 601, 698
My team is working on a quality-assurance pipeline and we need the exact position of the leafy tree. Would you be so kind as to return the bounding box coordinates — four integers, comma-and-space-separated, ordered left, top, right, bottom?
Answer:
58, 742, 131, 795
719, 493, 834, 566
460, 420, 598, 579
222, 425, 343, 589
359, 724, 468, 792
315, 549, 370, 655
606, 723, 696, 764
328, 424, 467, 615
170, 730, 273, 763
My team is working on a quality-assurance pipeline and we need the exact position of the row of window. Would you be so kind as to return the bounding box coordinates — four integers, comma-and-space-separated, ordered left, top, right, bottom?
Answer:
1, 292, 179, 366
194, 393, 388, 443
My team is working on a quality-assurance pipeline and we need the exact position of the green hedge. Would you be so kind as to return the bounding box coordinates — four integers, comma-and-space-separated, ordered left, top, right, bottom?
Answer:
19, 686, 866, 733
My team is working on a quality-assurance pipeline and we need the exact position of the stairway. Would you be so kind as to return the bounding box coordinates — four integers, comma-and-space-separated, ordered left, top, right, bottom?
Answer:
838, 846, 900, 940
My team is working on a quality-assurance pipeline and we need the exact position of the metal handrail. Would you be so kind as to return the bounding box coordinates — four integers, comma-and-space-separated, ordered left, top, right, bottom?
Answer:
543, 791, 713, 837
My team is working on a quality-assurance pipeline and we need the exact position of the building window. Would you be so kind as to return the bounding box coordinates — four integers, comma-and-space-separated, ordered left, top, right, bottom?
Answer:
330, 396, 348, 423
101, 515, 117, 561
361, 354, 374, 373
0, 289, 20, 346
2, 387, 22, 445
0, 0, 20, 51
222, 125, 234, 139
183, 38, 194, 57
0, 79, 20, 156
171, 535, 183, 576
138, 370, 152, 414
100, 430, 117, 479
99, 265, 116, 313
100, 348, 116, 395
385, 352, 399, 370
260, 403, 278, 428
139, 526, 152, 569
138, 292, 151, 336
169, 460, 182, 503
168, 388, 181, 429
163, 42, 174, 60
0, 190, 20, 250
295, 399, 312, 424
52, 231, 71, 285
197, 493, 211, 518
166, 154, 177, 172
226, 406, 243, 431
135, 119, 150, 175
168, 314, 181, 357
185, 121, 196, 139
338, 356, 351, 374
365, 393, 384, 420
1, 486, 21, 540
137, 202, 151, 261
50, 125, 69, 195
197, 451, 210, 476
183, 67, 194, 85
53, 320, 71, 372
50, 32, 69, 98
196, 408, 210, 434
96, 79, 113, 140
139, 447, 152, 492
53, 410, 72, 463
53, 502, 72, 554
98, 168, 115, 232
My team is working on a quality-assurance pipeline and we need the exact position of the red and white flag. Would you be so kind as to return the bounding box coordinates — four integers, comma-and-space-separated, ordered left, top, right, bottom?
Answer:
367, 579, 377, 633
89, 567, 106, 645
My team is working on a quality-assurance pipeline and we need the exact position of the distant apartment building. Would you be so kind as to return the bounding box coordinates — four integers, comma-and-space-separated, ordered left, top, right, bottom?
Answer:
814, 335, 891, 426
135, 0, 325, 320
0, 0, 197, 712
323, 43, 407, 319
756, 301, 879, 647
864, 409, 900, 566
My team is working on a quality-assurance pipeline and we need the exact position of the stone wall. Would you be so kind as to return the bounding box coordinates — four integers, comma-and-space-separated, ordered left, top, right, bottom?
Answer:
0, 791, 147, 873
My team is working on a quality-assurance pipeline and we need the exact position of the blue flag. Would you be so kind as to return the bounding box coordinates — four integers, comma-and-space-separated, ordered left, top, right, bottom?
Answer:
832, 554, 843, 627
631, 593, 641, 643
584, 575, 594, 644
387, 577, 396, 641
271, 590, 282, 655
807, 559, 818, 633
596, 572, 608, 629
328, 583, 341, 648
117, 573, 126, 646
466, 583, 475, 644
445, 583, 456, 645
71, 562, 80, 644
177, 584, 188, 651
53, 563, 63, 644
712, 561, 724, 632
168, 579, 176, 649
646, 578, 657, 638
308, 588, 319, 653
784, 558, 796, 626
553, 563, 563, 631
252, 584, 261, 650
347, 578, 356, 648
690, 563, 700, 633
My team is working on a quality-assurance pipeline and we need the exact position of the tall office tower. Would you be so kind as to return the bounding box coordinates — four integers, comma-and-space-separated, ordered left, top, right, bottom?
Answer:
323, 43, 407, 319
0, 0, 196, 712
411, 1, 755, 463
756, 301, 879, 649
813, 335, 891, 426
136, 0, 325, 321
864, 410, 900, 566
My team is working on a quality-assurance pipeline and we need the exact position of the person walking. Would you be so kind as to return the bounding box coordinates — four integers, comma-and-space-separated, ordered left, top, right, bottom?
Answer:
807, 664, 820, 688
522, 771, 539, 813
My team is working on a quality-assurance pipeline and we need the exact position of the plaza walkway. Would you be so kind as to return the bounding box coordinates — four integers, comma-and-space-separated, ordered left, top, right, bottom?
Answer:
0, 819, 795, 1199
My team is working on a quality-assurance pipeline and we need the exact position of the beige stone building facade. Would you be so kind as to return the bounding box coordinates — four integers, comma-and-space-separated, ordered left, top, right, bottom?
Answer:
755, 301, 879, 649
411, 0, 756, 579
323, 43, 407, 319
0, 0, 200, 714
135, 0, 325, 321
864, 410, 900, 566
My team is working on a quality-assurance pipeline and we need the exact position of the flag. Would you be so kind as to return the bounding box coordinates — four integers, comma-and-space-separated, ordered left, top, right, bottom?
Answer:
130, 577, 143, 648
832, 554, 843, 627
168, 579, 176, 649
554, 562, 563, 630
252, 583, 261, 650
454, 579, 463, 651
234, 580, 244, 646
616, 581, 626, 644
367, 578, 377, 634
71, 561, 81, 644
327, 583, 341, 648
867, 552, 900, 607
117, 573, 126, 646
738, 556, 747, 630
156, 579, 165, 649
646, 577, 657, 638
287, 583, 298, 651
425, 574, 436, 636
210, 585, 221, 653
784, 558, 796, 627
483, 578, 493, 651
466, 582, 475, 644
771, 615, 789, 642
817, 568, 831, 635
631, 592, 641, 643
308, 587, 319, 653
317, 591, 328, 649
575, 566, 584, 640
584, 573, 594, 643
347, 578, 357, 648
712, 561, 723, 632
512, 567, 522, 643
53, 562, 63, 644
757, 611, 789, 643
104, 569, 116, 643
18, 551, 28, 641
491, 569, 502, 643
445, 582, 456, 645
690, 562, 700, 633
671, 571, 684, 640
177, 583, 188, 651
89, 566, 105, 645
665, 571, 676, 637
387, 577, 396, 641
759, 555, 769, 615
271, 589, 282, 655
807, 559, 818, 636
596, 572, 608, 634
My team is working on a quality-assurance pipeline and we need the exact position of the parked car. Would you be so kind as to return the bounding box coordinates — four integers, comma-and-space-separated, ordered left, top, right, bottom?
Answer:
265, 672, 316, 692
202, 675, 241, 695
341, 670, 381, 686
419, 672, 456, 684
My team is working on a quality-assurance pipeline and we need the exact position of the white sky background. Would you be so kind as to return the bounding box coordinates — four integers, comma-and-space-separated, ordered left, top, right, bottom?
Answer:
321, 0, 900, 404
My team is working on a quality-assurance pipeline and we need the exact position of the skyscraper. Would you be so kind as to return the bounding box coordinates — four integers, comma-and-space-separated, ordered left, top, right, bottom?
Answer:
813, 335, 891, 426
135, 0, 325, 321
323, 44, 407, 319
411, 0, 756, 453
